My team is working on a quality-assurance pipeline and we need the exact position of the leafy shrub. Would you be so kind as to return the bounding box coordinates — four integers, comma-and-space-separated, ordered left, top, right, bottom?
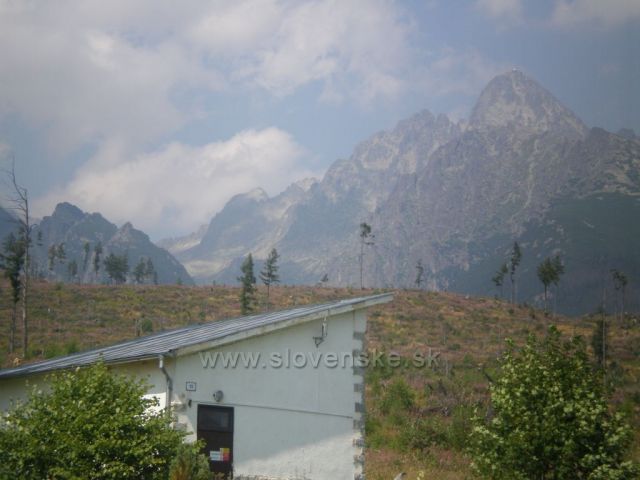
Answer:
471, 327, 638, 479
169, 442, 211, 480
380, 378, 415, 417
0, 362, 185, 480
140, 318, 154, 333
401, 417, 448, 451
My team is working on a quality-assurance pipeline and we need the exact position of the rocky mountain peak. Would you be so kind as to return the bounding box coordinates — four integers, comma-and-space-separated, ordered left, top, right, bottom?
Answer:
470, 70, 588, 139
231, 187, 269, 205
113, 222, 148, 243
51, 202, 85, 223
292, 177, 317, 192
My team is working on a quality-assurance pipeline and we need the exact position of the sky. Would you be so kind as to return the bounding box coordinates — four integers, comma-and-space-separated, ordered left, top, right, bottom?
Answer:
0, 0, 639, 240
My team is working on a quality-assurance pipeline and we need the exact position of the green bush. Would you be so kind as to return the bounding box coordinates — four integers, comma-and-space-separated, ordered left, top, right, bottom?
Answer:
141, 318, 154, 333
401, 417, 448, 451
470, 327, 638, 479
380, 377, 415, 416
0, 362, 185, 480
169, 442, 211, 480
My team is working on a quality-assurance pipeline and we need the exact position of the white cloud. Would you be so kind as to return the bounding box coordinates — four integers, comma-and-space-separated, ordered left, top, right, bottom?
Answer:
188, 0, 284, 55
0, 1, 221, 155
417, 49, 505, 98
476, 0, 523, 24
188, 0, 414, 104
0, 0, 416, 154
34, 128, 318, 238
551, 0, 640, 28
4, 0, 508, 238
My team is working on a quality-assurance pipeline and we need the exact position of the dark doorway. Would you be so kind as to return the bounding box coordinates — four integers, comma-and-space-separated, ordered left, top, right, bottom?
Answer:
197, 405, 234, 477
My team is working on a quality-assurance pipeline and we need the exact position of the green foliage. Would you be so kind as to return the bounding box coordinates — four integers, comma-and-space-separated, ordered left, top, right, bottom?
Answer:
238, 253, 257, 314
380, 377, 415, 416
471, 327, 637, 479
536, 255, 564, 312
67, 258, 78, 281
0, 232, 25, 352
104, 252, 129, 284
0, 232, 25, 305
259, 248, 280, 307
140, 317, 154, 333
147, 258, 158, 285
132, 257, 157, 285
401, 416, 449, 451
94, 241, 103, 274
0, 362, 185, 480
492, 262, 508, 298
134, 258, 147, 284
83, 241, 91, 272
168, 442, 211, 480
509, 241, 522, 304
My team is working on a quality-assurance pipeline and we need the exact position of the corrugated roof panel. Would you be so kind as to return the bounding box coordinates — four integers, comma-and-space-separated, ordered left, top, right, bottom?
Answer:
0, 293, 392, 379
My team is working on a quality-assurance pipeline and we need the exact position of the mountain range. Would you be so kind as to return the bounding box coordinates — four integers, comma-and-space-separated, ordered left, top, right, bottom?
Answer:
29, 203, 193, 285
162, 70, 639, 314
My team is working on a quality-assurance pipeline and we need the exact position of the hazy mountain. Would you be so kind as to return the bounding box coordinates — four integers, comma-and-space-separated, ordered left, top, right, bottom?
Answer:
172, 70, 639, 314
166, 179, 317, 282
0, 206, 17, 243
32, 202, 193, 285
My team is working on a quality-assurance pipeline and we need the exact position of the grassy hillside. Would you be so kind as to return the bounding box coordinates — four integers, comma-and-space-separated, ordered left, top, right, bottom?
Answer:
1, 281, 638, 479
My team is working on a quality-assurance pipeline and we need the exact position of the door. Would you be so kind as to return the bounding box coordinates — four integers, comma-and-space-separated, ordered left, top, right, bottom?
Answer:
197, 405, 234, 478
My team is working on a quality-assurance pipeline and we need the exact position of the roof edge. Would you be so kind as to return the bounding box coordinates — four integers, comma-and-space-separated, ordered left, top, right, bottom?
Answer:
0, 293, 393, 380
172, 292, 393, 358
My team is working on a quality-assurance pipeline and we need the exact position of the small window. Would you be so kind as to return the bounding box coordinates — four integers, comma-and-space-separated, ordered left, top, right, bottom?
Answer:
198, 405, 233, 432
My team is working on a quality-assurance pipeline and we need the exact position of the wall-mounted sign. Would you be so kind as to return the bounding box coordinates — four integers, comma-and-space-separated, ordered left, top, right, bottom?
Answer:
186, 381, 197, 391
209, 448, 230, 462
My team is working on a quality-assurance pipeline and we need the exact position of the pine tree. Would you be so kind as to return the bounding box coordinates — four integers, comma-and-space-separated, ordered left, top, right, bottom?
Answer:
537, 255, 564, 314
56, 243, 66, 264
93, 242, 103, 280
509, 241, 522, 304
47, 244, 57, 271
611, 269, 628, 320
133, 258, 147, 284
0, 233, 26, 353
238, 254, 257, 314
104, 253, 129, 285
2, 159, 35, 354
82, 241, 91, 275
359, 222, 374, 289
492, 262, 508, 299
145, 258, 158, 285
415, 259, 424, 288
67, 259, 78, 283
260, 248, 280, 308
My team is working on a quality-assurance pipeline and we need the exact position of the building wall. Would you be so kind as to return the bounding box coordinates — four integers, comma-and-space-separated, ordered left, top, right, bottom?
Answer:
171, 310, 366, 480
0, 309, 368, 480
0, 360, 167, 413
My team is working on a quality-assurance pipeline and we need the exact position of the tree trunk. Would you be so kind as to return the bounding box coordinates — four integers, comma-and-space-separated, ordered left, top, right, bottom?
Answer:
359, 240, 364, 290
9, 304, 16, 354
22, 245, 29, 355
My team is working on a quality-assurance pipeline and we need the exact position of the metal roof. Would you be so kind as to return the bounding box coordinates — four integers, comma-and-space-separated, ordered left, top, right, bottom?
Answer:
0, 293, 392, 379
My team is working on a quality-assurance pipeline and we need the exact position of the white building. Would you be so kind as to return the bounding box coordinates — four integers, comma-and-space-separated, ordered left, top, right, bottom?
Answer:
0, 293, 392, 480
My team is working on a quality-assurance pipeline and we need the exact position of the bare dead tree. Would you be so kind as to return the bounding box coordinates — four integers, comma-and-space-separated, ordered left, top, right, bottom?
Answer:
2, 158, 35, 355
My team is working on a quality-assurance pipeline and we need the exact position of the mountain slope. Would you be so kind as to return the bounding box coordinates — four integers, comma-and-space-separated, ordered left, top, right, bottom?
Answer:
33, 202, 193, 285
172, 71, 640, 313
0, 207, 17, 243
